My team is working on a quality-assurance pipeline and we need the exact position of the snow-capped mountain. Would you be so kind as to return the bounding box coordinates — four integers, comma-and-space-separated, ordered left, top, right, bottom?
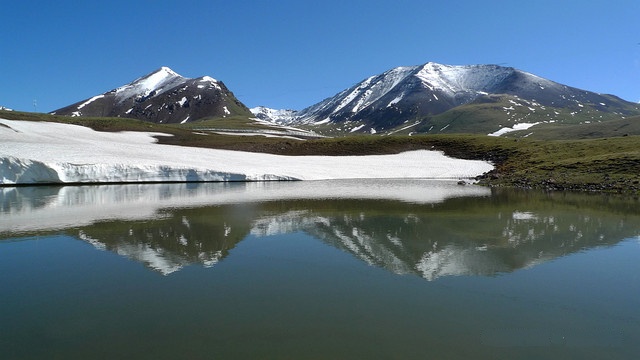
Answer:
52, 67, 251, 124
250, 106, 298, 124
0, 106, 12, 111
257, 62, 639, 135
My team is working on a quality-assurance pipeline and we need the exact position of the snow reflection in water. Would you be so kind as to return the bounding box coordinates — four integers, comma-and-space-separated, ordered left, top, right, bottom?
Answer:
2, 181, 639, 280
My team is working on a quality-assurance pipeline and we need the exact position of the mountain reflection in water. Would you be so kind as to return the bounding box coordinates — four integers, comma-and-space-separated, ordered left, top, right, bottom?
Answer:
2, 181, 639, 279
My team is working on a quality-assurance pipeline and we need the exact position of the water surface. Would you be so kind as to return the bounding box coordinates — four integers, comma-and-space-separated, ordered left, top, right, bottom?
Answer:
1, 181, 639, 359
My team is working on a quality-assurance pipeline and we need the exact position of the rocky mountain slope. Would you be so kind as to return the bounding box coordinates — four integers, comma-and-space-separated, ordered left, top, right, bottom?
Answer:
52, 67, 251, 124
254, 62, 640, 137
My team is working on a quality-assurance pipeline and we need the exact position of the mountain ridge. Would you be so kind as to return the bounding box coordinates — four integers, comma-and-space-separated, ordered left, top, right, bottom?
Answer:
48, 62, 640, 137
252, 62, 640, 137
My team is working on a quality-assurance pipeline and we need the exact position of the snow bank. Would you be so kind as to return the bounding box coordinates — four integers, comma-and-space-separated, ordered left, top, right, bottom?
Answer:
0, 119, 493, 185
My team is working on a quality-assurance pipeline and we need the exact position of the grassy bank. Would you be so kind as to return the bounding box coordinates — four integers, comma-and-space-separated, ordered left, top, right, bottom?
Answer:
3, 110, 638, 194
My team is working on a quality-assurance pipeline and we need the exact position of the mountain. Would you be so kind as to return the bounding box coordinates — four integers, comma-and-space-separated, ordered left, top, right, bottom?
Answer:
254, 62, 640, 137
0, 106, 13, 111
250, 106, 298, 124
52, 67, 251, 124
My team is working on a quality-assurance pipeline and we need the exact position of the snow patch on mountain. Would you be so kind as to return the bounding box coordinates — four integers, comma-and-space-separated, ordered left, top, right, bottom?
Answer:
198, 76, 221, 90
488, 122, 541, 136
114, 67, 186, 103
416, 63, 514, 96
77, 95, 105, 110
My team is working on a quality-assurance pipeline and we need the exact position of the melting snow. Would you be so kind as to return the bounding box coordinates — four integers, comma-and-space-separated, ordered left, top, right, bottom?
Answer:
0, 119, 493, 185
387, 94, 404, 107
488, 122, 540, 137
77, 95, 105, 109
350, 124, 365, 133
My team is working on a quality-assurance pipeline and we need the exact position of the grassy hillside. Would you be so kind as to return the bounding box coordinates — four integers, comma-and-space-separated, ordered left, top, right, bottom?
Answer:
387, 95, 640, 139
2, 109, 638, 194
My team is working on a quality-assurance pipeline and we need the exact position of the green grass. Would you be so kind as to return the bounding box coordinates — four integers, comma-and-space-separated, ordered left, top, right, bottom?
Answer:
387, 95, 640, 140
3, 109, 639, 194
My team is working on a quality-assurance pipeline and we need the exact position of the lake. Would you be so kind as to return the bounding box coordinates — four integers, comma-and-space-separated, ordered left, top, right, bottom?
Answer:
1, 180, 639, 359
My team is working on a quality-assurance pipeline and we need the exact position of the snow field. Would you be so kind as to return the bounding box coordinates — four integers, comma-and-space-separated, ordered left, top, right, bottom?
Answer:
0, 119, 494, 184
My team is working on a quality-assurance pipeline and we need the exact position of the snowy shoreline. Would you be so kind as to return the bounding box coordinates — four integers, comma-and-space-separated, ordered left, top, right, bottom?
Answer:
1, 119, 494, 185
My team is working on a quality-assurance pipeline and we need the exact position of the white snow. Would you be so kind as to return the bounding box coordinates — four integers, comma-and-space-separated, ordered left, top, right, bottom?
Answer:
177, 97, 188, 107
0, 119, 493, 185
488, 122, 540, 137
330, 67, 417, 116
415, 63, 513, 96
350, 124, 366, 133
200, 75, 218, 83
249, 106, 299, 124
387, 94, 404, 107
199, 76, 221, 90
76, 95, 105, 109
212, 131, 304, 141
387, 121, 421, 135
333, 76, 375, 113
114, 67, 184, 103
223, 106, 230, 115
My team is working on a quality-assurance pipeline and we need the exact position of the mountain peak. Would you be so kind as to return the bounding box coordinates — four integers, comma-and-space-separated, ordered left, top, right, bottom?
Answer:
157, 66, 180, 76
113, 66, 186, 103
282, 61, 640, 136
51, 67, 251, 123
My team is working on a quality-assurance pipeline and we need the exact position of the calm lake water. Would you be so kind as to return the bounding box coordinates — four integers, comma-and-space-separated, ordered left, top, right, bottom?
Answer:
1, 180, 639, 359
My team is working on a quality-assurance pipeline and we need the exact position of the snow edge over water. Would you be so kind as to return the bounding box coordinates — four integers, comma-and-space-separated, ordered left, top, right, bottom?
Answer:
0, 119, 494, 185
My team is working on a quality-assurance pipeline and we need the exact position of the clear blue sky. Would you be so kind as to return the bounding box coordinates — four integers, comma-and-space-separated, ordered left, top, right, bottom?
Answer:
2, 0, 639, 112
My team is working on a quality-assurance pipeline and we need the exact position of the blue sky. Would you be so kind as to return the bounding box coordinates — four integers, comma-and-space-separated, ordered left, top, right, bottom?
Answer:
2, 0, 639, 112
